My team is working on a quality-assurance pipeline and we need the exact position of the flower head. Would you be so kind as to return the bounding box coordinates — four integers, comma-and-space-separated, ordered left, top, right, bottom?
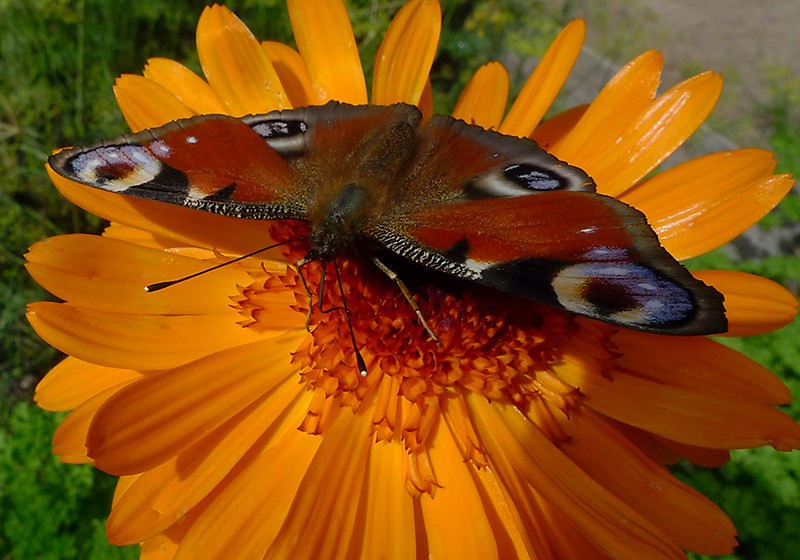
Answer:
28, 1, 800, 559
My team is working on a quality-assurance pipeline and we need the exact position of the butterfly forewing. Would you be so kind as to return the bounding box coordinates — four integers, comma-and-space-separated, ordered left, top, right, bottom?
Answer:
49, 114, 305, 220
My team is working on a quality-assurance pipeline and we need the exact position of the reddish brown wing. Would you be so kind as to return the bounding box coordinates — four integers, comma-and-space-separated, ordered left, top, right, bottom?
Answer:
49, 115, 308, 220
378, 183, 727, 336
49, 103, 424, 223
368, 112, 726, 335
391, 114, 596, 212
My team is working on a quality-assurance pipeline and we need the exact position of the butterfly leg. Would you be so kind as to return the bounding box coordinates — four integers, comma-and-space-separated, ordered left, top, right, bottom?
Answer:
294, 258, 348, 328
333, 260, 368, 377
294, 257, 316, 333
371, 256, 441, 347
295, 258, 367, 376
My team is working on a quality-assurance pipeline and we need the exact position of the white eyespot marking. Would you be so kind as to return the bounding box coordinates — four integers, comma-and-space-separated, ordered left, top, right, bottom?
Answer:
249, 118, 310, 156
150, 139, 172, 158
552, 262, 694, 327
580, 226, 597, 234
503, 163, 562, 191
186, 136, 198, 144
252, 121, 289, 137
251, 119, 307, 138
70, 145, 162, 192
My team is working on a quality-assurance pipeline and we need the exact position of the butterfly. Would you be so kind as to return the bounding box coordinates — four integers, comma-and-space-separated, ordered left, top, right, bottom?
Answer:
49, 101, 727, 337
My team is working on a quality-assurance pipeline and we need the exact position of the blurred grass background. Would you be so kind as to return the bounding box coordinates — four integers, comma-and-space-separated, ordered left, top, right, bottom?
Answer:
1, 1, 798, 558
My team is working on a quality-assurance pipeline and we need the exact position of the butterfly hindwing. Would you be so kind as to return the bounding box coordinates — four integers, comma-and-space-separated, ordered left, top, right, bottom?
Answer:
379, 178, 727, 335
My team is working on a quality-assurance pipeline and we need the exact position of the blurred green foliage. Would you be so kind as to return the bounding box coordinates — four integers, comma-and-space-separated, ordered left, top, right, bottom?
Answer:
761, 66, 800, 228
1, 1, 798, 559
0, 402, 138, 559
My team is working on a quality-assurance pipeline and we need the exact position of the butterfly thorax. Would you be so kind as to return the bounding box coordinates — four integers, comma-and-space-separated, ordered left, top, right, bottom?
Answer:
306, 182, 372, 261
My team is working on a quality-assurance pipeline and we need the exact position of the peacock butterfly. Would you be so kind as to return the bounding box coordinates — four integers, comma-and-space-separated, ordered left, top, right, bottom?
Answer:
48, 101, 727, 337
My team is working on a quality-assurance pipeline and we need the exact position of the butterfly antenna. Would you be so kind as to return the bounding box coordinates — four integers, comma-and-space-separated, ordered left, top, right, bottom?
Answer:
371, 256, 440, 347
145, 238, 304, 292
334, 259, 368, 377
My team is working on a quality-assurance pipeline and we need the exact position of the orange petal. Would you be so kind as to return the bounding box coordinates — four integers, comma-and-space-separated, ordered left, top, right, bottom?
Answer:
107, 373, 306, 544
692, 270, 799, 336
114, 74, 194, 131
101, 222, 189, 250
372, 0, 441, 106
266, 409, 373, 559
609, 420, 683, 466
470, 455, 540, 558
529, 104, 588, 149
47, 169, 278, 255
140, 527, 181, 560
287, 0, 367, 104
361, 441, 418, 559
440, 397, 537, 558
196, 5, 289, 115
557, 407, 737, 555
452, 62, 509, 130
419, 78, 434, 122
578, 72, 723, 197
53, 380, 139, 463
622, 150, 794, 259
549, 50, 663, 160
112, 474, 141, 507
176, 424, 321, 559
421, 420, 501, 560
468, 393, 686, 559
26, 302, 271, 370
139, 493, 199, 559
532, 492, 626, 558
35, 356, 142, 412
25, 234, 265, 316
651, 435, 731, 468
610, 326, 793, 404
499, 19, 585, 137
557, 346, 800, 451
261, 41, 315, 107
87, 332, 305, 475
142, 58, 225, 114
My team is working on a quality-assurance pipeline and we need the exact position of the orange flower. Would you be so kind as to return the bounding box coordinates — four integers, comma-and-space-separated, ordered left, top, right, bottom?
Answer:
27, 2, 799, 559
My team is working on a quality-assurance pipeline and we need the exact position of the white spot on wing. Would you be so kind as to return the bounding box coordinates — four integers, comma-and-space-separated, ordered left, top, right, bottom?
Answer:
186, 136, 198, 144
465, 258, 491, 273
187, 185, 207, 199
150, 139, 171, 158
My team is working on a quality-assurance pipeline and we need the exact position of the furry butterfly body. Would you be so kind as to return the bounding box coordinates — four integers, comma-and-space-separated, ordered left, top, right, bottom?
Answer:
49, 101, 726, 335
